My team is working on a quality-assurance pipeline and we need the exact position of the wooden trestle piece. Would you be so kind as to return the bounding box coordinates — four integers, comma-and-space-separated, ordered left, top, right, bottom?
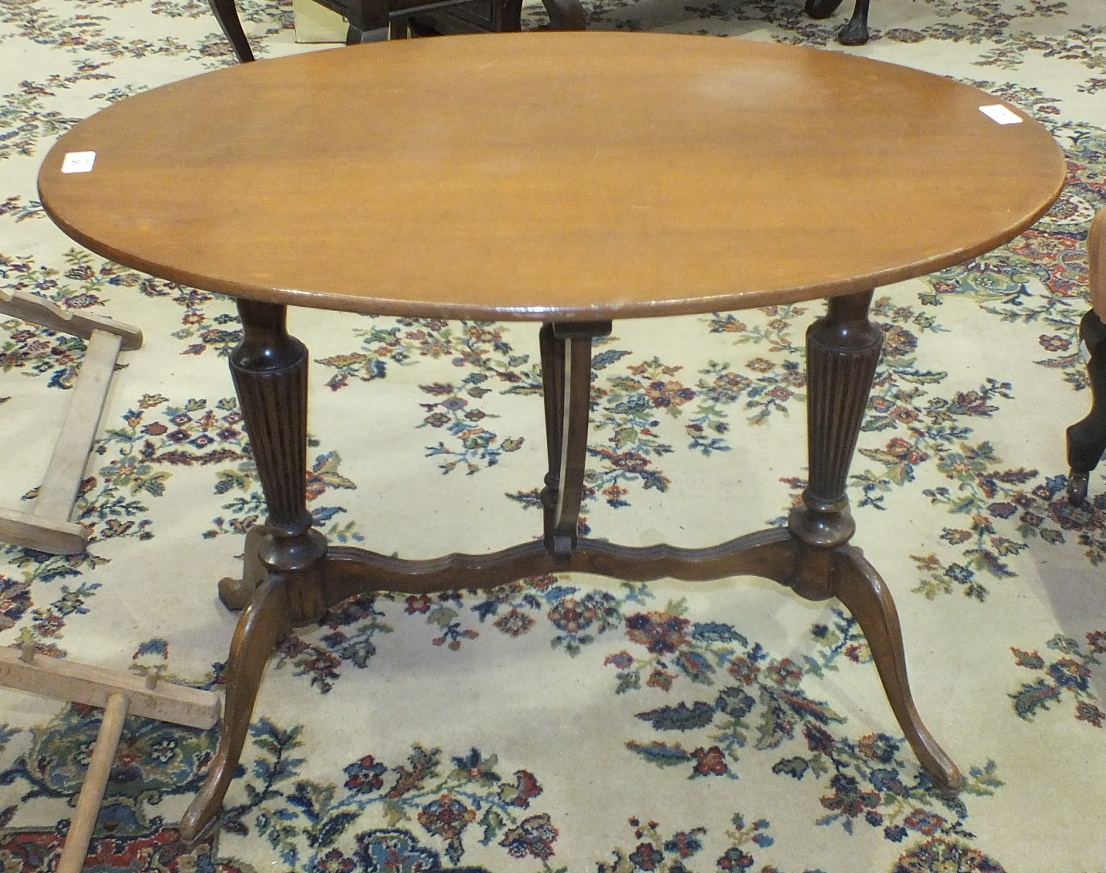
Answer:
179, 289, 964, 841
0, 290, 142, 555
0, 643, 219, 870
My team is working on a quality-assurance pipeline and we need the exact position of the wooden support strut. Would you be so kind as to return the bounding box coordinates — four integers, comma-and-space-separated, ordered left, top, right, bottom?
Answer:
539, 321, 612, 557
0, 291, 142, 555
0, 643, 219, 869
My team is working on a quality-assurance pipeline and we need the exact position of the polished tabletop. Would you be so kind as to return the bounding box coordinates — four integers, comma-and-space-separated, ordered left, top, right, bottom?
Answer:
38, 32, 1066, 322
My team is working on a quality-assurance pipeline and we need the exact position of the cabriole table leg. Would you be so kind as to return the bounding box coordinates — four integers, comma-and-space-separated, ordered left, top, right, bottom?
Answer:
788, 288, 963, 790
181, 300, 328, 841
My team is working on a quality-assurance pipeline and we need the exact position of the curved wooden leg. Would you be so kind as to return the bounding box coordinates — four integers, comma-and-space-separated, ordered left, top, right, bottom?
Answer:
836, 0, 871, 45
218, 523, 269, 611
207, 0, 255, 62
805, 0, 870, 46
804, 0, 847, 19
833, 547, 963, 789
1067, 308, 1106, 503
539, 321, 611, 557
540, 0, 587, 30
787, 290, 961, 787
180, 574, 291, 841
184, 301, 328, 840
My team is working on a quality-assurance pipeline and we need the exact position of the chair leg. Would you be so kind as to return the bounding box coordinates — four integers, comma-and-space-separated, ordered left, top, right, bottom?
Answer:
1067, 308, 1106, 503
208, 0, 255, 62
804, 0, 871, 45
541, 0, 587, 30
836, 0, 871, 45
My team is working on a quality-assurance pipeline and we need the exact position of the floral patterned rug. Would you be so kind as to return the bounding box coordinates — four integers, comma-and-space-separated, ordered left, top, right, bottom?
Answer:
1, 0, 1104, 871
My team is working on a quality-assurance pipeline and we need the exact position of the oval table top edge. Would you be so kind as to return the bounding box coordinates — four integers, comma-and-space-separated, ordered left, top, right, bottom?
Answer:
37, 31, 1069, 322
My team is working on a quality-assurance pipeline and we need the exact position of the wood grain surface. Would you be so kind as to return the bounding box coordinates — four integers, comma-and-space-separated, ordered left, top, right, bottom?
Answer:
38, 32, 1066, 321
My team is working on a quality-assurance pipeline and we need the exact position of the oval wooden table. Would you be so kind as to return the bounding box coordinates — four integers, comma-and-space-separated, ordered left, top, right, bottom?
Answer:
38, 31, 1067, 841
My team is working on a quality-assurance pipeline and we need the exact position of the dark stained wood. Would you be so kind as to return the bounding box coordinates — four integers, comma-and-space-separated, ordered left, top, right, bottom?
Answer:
541, 321, 611, 555
180, 573, 292, 841
36, 33, 1064, 841
1067, 209, 1106, 502
831, 545, 962, 789
806, 0, 872, 45
208, 0, 254, 62
229, 301, 328, 626
788, 289, 881, 561
324, 529, 799, 598
38, 33, 1066, 324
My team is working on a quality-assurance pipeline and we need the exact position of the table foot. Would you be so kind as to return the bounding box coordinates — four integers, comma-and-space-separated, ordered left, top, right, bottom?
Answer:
1067, 308, 1106, 504
831, 545, 963, 790
218, 524, 269, 611
541, 0, 587, 30
181, 573, 292, 843
836, 0, 871, 46
804, 0, 870, 45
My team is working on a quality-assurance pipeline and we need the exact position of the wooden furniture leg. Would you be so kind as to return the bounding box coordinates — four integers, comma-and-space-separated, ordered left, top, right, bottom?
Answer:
786, 289, 962, 789
1067, 309, 1106, 503
180, 300, 327, 841
1067, 209, 1106, 503
540, 0, 587, 30
832, 549, 962, 787
180, 574, 292, 841
344, 0, 391, 43
208, 0, 254, 62
186, 296, 961, 839
0, 291, 142, 555
539, 321, 611, 557
805, 0, 871, 45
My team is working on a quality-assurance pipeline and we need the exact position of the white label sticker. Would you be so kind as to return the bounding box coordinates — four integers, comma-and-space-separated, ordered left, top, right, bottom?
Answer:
979, 104, 1023, 125
61, 151, 97, 173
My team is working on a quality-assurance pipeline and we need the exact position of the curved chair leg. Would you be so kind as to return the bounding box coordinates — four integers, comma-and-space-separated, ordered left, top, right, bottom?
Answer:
1067, 308, 1106, 503
180, 574, 291, 842
804, 0, 846, 18
541, 0, 587, 30
208, 0, 255, 62
836, 0, 871, 45
1070, 211, 1106, 502
805, 0, 871, 45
